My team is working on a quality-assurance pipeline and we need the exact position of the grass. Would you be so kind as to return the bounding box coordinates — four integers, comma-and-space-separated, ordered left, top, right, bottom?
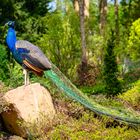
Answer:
25, 90, 140, 140
0, 79, 140, 140
118, 80, 140, 111
34, 77, 140, 140
28, 99, 140, 140
80, 84, 106, 95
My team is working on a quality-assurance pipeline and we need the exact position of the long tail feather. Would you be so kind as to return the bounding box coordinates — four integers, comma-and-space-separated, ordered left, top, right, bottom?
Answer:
44, 63, 140, 125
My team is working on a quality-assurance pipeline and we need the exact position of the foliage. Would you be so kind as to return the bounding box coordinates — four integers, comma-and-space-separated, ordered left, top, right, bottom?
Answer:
119, 80, 140, 108
80, 84, 106, 95
11, 95, 140, 140
0, 0, 52, 44
127, 18, 140, 60
122, 67, 140, 89
116, 0, 140, 63
23, 0, 52, 16
120, 0, 140, 24
0, 44, 10, 81
5, 63, 24, 87
77, 62, 100, 86
103, 35, 122, 96
37, 11, 81, 80
0, 44, 26, 87
87, 34, 105, 66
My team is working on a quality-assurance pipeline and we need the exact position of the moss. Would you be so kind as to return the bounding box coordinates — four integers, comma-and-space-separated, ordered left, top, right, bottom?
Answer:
118, 80, 140, 107
30, 107, 140, 140
1, 82, 140, 140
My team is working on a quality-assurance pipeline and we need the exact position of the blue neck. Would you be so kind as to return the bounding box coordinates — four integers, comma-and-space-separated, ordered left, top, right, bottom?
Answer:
6, 27, 17, 52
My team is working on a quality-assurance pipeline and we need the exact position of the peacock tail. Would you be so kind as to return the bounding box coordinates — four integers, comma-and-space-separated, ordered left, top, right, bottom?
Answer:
44, 63, 140, 125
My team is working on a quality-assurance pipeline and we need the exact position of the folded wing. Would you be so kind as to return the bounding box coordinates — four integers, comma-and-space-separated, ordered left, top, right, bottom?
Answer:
16, 40, 51, 75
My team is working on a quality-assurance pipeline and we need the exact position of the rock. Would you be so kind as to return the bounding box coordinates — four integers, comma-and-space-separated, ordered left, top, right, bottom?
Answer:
0, 83, 55, 138
8, 135, 25, 140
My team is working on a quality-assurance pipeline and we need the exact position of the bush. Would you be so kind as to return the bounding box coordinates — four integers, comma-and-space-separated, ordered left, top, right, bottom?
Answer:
103, 35, 122, 96
37, 12, 81, 81
119, 80, 140, 108
80, 84, 106, 95
0, 44, 9, 82
127, 18, 140, 60
6, 63, 23, 87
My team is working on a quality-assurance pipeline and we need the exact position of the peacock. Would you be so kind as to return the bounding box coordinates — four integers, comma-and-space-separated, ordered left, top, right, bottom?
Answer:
5, 21, 140, 125
5, 21, 51, 85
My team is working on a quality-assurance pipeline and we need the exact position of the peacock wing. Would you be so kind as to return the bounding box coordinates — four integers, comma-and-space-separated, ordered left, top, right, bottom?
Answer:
15, 40, 51, 70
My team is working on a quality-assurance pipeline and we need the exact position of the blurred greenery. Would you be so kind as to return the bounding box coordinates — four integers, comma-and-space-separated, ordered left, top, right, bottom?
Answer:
103, 34, 122, 96
119, 80, 140, 107
0, 0, 140, 96
37, 11, 81, 80
127, 18, 140, 60
0, 44, 10, 81
0, 0, 140, 93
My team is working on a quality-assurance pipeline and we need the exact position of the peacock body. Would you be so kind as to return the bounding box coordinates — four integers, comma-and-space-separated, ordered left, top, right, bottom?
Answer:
6, 21, 51, 84
5, 21, 140, 125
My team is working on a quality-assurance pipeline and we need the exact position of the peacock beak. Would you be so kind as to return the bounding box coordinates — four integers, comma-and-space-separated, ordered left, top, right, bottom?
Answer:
4, 21, 15, 27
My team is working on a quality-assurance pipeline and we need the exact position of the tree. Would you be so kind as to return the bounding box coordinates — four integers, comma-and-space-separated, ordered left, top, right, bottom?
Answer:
77, 0, 87, 69
127, 18, 140, 60
24, 0, 52, 16
72, 0, 90, 69
114, 0, 119, 45
99, 0, 107, 36
73, 0, 89, 17
103, 33, 121, 96
120, 0, 140, 31
119, 0, 140, 70
73, 0, 79, 13
0, 0, 15, 23
37, 12, 81, 80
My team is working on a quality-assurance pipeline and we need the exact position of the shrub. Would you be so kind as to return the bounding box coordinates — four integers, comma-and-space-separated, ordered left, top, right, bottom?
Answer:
118, 80, 140, 108
127, 18, 140, 60
0, 44, 9, 82
103, 35, 122, 96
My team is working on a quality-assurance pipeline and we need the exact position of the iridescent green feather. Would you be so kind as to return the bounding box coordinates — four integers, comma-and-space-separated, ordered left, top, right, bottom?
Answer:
44, 63, 140, 125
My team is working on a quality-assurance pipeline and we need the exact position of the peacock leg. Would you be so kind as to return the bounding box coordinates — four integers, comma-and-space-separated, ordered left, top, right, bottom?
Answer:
23, 69, 29, 86
27, 71, 30, 85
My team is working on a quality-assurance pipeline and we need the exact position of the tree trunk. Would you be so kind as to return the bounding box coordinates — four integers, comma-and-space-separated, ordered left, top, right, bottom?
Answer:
98, 0, 107, 65
73, 0, 89, 17
114, 0, 119, 45
73, 0, 79, 13
99, 0, 107, 36
78, 0, 87, 69
84, 0, 89, 17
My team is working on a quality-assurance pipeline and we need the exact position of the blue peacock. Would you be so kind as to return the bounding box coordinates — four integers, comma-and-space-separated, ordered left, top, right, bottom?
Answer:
5, 21, 140, 125
6, 21, 51, 85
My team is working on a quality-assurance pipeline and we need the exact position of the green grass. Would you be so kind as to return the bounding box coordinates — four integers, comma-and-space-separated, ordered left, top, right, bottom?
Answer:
26, 91, 140, 140
80, 84, 106, 95
36, 78, 140, 140
32, 108, 140, 140
118, 80, 140, 109
1, 80, 140, 140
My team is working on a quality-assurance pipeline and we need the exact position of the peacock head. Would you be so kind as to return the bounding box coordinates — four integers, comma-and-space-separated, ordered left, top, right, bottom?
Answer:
5, 21, 15, 28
